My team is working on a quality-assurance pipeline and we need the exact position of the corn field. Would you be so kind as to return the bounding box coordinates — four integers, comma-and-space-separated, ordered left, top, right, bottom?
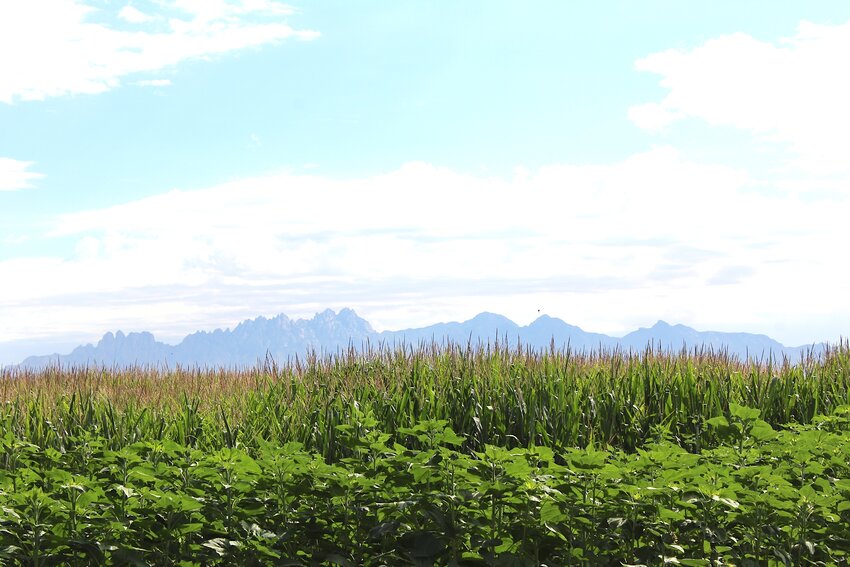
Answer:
2, 340, 848, 459
2, 341, 850, 564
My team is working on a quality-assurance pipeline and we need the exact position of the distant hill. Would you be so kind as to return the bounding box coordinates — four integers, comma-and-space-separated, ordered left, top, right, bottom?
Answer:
17, 309, 825, 369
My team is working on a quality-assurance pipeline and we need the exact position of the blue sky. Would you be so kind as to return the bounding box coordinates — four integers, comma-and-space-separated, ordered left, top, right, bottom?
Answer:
2, 1, 850, 364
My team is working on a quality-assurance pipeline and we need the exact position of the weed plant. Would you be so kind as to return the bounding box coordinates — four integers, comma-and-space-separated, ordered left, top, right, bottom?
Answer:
0, 404, 848, 565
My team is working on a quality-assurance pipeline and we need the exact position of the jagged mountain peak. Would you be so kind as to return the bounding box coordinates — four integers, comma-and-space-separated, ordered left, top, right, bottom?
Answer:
16, 310, 825, 369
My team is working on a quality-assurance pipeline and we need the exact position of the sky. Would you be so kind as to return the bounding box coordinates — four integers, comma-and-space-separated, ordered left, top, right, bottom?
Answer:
2, 1, 850, 365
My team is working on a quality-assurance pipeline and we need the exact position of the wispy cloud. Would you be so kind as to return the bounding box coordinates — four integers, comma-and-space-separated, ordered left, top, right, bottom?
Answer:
0, 158, 43, 191
2, 149, 847, 346
135, 79, 172, 87
0, 0, 319, 103
629, 19, 850, 175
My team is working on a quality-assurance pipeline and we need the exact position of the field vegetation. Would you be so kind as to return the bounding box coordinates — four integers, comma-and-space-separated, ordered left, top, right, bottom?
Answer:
1, 341, 849, 564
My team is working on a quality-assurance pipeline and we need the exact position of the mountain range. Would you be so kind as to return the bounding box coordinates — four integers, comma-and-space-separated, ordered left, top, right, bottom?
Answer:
15, 309, 826, 369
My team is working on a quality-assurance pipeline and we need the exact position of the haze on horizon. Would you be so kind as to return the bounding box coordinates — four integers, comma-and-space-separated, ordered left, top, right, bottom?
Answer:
1, 1, 849, 366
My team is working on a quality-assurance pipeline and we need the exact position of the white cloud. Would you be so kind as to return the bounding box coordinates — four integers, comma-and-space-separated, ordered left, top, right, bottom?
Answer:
0, 0, 318, 103
50, 147, 752, 243
630, 20, 850, 174
118, 5, 154, 24
0, 158, 44, 191
2, 150, 848, 347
